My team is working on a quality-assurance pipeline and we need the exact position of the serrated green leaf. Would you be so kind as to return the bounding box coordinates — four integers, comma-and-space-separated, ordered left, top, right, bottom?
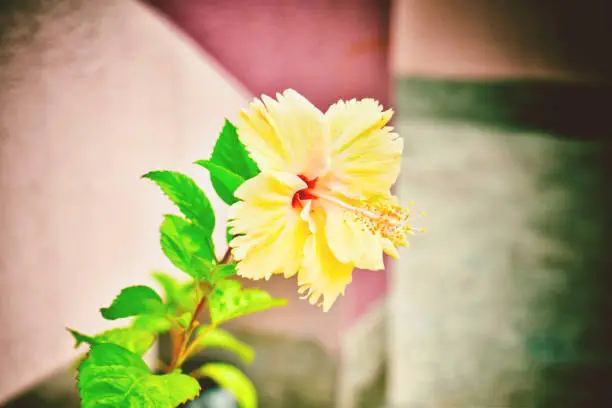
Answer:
143, 170, 215, 232
188, 255, 215, 282
152, 272, 198, 313
191, 326, 254, 364
78, 343, 200, 408
197, 363, 257, 408
195, 160, 244, 205
68, 328, 95, 347
206, 120, 260, 204
212, 120, 260, 178
132, 314, 173, 334
100, 286, 166, 321
208, 280, 287, 324
96, 329, 156, 356
68, 327, 156, 356
198, 119, 260, 205
160, 215, 215, 279
211, 264, 237, 283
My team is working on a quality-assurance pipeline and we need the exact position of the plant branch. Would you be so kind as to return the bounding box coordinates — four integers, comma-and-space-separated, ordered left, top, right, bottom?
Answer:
180, 323, 217, 366
167, 293, 207, 372
166, 246, 233, 372
220, 247, 233, 264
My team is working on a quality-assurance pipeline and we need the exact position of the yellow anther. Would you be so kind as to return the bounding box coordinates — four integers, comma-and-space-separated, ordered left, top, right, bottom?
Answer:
315, 192, 422, 247
347, 197, 414, 246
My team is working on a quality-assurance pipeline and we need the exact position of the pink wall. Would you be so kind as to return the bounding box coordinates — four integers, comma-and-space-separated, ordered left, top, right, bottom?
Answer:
149, 0, 391, 109
0, 0, 249, 402
150, 0, 393, 330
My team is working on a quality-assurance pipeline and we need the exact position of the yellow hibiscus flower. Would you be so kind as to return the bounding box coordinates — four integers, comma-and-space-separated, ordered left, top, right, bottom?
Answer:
228, 89, 419, 312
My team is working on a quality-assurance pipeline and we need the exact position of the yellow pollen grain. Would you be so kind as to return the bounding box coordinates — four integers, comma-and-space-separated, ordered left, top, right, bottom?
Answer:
316, 192, 423, 246
348, 198, 414, 246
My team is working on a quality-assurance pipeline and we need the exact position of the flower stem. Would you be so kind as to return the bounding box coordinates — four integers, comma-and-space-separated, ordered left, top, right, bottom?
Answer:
166, 247, 233, 372
179, 322, 217, 367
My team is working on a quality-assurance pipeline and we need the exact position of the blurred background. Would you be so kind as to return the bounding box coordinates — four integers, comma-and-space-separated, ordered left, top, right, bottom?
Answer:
0, 0, 611, 407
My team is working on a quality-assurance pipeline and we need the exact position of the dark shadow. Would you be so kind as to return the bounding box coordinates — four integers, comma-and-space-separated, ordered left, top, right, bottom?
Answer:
530, 139, 612, 407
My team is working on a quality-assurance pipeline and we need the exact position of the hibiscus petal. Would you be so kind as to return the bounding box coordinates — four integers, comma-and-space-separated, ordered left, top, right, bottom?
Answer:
323, 204, 384, 271
323, 98, 402, 198
237, 89, 331, 179
298, 208, 354, 312
382, 237, 400, 259
237, 99, 287, 172
229, 172, 310, 279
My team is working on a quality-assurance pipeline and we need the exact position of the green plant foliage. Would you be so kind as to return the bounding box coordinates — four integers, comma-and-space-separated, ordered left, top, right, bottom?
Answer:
68, 327, 156, 356
199, 119, 259, 205
100, 286, 166, 320
196, 363, 257, 408
191, 326, 255, 364
211, 264, 237, 283
177, 312, 193, 329
208, 280, 287, 324
70, 120, 293, 407
143, 170, 215, 232
152, 272, 198, 314
160, 215, 215, 278
212, 120, 260, 179
132, 314, 173, 334
226, 225, 234, 244
78, 344, 200, 408
188, 255, 217, 282
195, 160, 245, 205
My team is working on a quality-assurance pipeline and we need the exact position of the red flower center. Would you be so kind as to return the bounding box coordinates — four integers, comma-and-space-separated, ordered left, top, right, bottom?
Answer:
292, 175, 318, 208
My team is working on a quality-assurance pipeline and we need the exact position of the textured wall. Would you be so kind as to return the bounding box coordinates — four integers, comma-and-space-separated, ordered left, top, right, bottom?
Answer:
0, 0, 249, 402
391, 0, 612, 81
392, 113, 611, 407
150, 0, 391, 110
388, 1, 612, 406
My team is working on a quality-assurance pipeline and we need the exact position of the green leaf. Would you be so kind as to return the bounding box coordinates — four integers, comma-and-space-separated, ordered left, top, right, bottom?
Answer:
226, 225, 233, 244
152, 271, 183, 304
211, 120, 259, 179
100, 286, 166, 320
132, 314, 173, 334
152, 272, 198, 313
211, 264, 237, 283
143, 170, 215, 232
160, 215, 215, 278
68, 327, 156, 356
78, 343, 200, 408
213, 120, 258, 171
208, 280, 287, 324
191, 326, 255, 364
68, 328, 94, 346
197, 363, 257, 408
177, 312, 193, 329
195, 160, 244, 205
188, 255, 215, 282
196, 119, 260, 205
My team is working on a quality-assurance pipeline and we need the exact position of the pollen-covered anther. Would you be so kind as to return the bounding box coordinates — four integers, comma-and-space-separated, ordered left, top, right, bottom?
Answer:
315, 192, 421, 246
349, 198, 417, 246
